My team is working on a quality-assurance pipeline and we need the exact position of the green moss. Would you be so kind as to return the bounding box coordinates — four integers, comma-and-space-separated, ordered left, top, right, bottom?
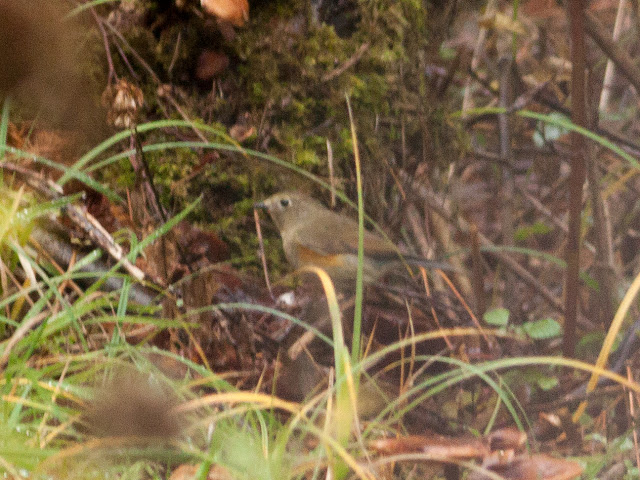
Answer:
89, 0, 466, 277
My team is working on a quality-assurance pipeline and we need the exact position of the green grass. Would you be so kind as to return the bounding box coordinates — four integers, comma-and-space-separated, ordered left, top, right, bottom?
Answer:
1, 100, 639, 480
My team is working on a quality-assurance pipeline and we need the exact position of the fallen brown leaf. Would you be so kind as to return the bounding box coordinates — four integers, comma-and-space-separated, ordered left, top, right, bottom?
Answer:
471, 454, 583, 480
196, 50, 230, 80
169, 464, 234, 480
370, 434, 490, 459
487, 427, 527, 451
229, 124, 255, 142
201, 0, 249, 27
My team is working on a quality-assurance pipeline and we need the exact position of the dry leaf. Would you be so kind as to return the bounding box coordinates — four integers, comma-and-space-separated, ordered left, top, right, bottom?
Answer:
470, 454, 583, 480
370, 434, 490, 459
196, 50, 230, 80
479, 11, 527, 35
229, 124, 255, 142
522, 0, 564, 20
201, 0, 249, 27
101, 78, 144, 129
487, 427, 527, 451
170, 464, 234, 480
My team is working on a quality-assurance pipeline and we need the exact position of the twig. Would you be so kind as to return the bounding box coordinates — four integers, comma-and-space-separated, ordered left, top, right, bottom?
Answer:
100, 17, 161, 83
536, 316, 640, 409
405, 204, 431, 258
585, 10, 640, 98
467, 67, 640, 158
321, 43, 370, 82
564, 0, 588, 357
627, 364, 640, 473
587, 147, 617, 326
437, 270, 497, 352
162, 93, 209, 142
168, 29, 182, 76
63, 204, 146, 282
0, 161, 148, 283
517, 183, 596, 254
598, 0, 629, 111
0, 161, 63, 196
469, 223, 486, 318
112, 34, 140, 80
0, 311, 48, 369
436, 47, 470, 97
498, 56, 517, 319
131, 127, 167, 223
254, 208, 273, 299
326, 139, 335, 208
419, 269, 454, 351
254, 99, 272, 150
398, 169, 596, 329
90, 7, 116, 83
462, 0, 497, 115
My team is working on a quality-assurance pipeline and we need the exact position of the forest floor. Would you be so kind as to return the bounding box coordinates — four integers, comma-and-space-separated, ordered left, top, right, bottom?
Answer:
1, 0, 639, 479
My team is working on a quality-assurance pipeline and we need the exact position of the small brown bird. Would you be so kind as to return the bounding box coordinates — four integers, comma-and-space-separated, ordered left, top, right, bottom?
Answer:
255, 191, 450, 287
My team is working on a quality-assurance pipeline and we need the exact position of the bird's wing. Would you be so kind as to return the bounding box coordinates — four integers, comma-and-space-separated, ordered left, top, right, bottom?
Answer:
293, 211, 396, 258
291, 211, 453, 271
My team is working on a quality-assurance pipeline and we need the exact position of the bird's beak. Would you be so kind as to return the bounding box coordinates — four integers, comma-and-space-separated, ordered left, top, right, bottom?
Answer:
254, 201, 267, 210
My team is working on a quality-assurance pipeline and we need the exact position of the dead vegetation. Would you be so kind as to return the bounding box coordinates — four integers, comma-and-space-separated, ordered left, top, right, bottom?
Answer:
1, 0, 640, 479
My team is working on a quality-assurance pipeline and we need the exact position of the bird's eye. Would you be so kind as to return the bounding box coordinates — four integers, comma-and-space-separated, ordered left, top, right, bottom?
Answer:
280, 198, 290, 207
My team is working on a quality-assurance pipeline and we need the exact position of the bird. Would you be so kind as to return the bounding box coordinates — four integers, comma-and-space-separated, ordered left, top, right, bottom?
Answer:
254, 191, 451, 288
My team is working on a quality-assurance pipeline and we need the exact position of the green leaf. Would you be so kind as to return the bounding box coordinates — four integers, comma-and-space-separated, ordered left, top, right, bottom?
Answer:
484, 308, 509, 326
507, 367, 558, 391
522, 318, 562, 339
535, 375, 559, 391
580, 270, 599, 291
514, 221, 552, 242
